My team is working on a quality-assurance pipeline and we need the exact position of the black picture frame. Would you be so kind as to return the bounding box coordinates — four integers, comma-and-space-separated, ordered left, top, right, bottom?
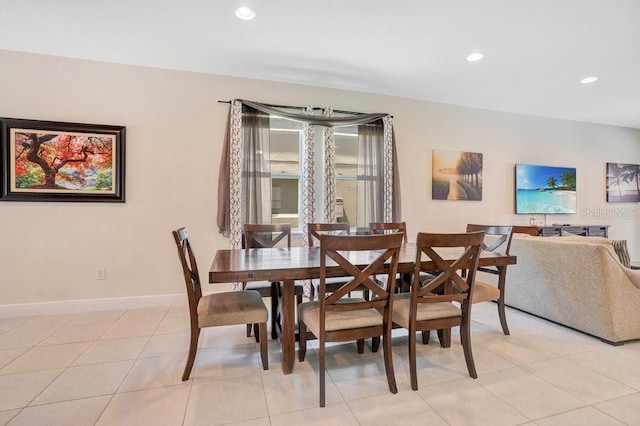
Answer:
0, 118, 125, 202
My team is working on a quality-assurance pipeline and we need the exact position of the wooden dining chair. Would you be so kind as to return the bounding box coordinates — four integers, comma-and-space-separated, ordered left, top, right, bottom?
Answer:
298, 232, 404, 407
369, 221, 408, 240
172, 227, 268, 380
392, 231, 484, 390
369, 221, 408, 290
243, 223, 304, 340
307, 223, 355, 301
466, 224, 514, 335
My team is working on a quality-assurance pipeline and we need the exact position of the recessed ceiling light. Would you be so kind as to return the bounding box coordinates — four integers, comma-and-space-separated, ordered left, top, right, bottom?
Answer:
466, 53, 484, 62
235, 6, 256, 21
580, 76, 598, 84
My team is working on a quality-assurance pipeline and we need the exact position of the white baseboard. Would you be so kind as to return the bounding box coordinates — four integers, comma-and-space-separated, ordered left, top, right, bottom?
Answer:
0, 294, 186, 318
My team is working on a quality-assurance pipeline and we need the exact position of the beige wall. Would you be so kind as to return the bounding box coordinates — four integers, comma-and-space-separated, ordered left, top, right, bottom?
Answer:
1, 49, 639, 306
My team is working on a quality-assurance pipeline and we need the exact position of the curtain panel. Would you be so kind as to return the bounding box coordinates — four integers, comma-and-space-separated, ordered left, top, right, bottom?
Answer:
217, 99, 401, 250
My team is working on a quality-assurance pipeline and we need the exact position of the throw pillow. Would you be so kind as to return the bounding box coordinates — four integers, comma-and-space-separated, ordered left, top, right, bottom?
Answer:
611, 239, 631, 268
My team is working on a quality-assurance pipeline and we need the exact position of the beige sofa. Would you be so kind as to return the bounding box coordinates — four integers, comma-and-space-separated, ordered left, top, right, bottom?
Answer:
504, 233, 640, 345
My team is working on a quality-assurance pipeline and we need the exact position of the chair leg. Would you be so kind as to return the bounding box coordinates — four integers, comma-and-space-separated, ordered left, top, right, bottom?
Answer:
421, 331, 429, 344
309, 282, 315, 302
382, 331, 398, 394
253, 324, 260, 342
319, 337, 326, 407
246, 323, 253, 337
258, 322, 268, 370
182, 327, 201, 381
357, 339, 365, 354
409, 327, 418, 391
298, 321, 307, 361
437, 328, 451, 348
271, 283, 279, 340
371, 336, 381, 352
497, 295, 510, 335
460, 322, 478, 379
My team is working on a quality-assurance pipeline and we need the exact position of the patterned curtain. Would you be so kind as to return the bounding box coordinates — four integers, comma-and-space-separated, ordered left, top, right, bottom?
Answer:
323, 107, 336, 223
300, 106, 316, 248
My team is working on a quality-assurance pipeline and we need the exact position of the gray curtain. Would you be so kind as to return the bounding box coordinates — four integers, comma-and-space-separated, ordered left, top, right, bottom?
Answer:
357, 120, 385, 229
241, 105, 272, 225
217, 109, 232, 236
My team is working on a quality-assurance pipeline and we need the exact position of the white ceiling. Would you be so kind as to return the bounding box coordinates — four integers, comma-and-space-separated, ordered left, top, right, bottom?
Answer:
1, 0, 639, 129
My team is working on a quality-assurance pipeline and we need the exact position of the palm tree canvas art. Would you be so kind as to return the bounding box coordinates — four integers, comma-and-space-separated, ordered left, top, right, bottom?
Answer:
606, 163, 640, 202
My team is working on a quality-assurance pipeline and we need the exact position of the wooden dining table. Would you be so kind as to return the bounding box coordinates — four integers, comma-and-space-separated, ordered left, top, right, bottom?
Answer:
209, 243, 516, 374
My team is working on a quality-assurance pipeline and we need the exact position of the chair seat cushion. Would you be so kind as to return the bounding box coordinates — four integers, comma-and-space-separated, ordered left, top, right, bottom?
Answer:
197, 290, 268, 327
392, 293, 461, 329
299, 298, 383, 335
472, 281, 500, 303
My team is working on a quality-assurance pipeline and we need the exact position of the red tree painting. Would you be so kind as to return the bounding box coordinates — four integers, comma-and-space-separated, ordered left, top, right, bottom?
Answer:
14, 131, 114, 191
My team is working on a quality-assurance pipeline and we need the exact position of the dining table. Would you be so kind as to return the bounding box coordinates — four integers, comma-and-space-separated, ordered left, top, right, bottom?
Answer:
209, 242, 517, 374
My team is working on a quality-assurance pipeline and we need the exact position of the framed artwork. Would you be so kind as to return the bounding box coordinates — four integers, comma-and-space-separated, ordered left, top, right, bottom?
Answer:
0, 118, 125, 202
606, 162, 640, 203
432, 149, 483, 201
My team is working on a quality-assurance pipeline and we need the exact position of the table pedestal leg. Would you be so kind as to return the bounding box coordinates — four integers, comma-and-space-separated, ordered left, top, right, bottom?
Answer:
280, 279, 295, 374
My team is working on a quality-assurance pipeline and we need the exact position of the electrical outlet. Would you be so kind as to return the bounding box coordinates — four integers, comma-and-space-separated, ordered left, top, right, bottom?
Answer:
96, 268, 106, 280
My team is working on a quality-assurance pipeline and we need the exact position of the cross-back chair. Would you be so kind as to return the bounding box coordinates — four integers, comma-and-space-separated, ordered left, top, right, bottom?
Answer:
465, 224, 514, 335
298, 232, 404, 407
307, 222, 357, 301
172, 227, 268, 380
369, 221, 408, 290
392, 231, 484, 390
243, 223, 304, 339
369, 221, 408, 240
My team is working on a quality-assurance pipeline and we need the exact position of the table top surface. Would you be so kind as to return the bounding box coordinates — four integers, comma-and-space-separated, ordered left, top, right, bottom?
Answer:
209, 243, 516, 284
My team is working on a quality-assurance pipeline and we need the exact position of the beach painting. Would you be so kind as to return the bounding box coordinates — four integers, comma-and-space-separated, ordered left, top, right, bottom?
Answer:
606, 162, 640, 203
515, 164, 577, 214
432, 150, 482, 201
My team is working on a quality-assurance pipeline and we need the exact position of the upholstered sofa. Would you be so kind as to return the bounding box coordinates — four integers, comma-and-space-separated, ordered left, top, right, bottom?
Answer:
504, 233, 640, 345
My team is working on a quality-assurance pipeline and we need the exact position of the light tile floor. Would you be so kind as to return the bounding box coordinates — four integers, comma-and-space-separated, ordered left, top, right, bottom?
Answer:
1, 301, 639, 425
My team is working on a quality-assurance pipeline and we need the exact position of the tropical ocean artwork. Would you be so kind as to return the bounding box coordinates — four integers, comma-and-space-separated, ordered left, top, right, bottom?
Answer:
515, 164, 577, 214
606, 162, 640, 202
432, 150, 482, 201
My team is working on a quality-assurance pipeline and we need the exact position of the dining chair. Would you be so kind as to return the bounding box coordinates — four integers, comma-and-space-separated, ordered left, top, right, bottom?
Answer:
392, 231, 484, 390
298, 232, 404, 407
369, 221, 409, 290
243, 223, 304, 340
172, 227, 268, 380
466, 224, 514, 335
307, 222, 356, 301
369, 221, 408, 239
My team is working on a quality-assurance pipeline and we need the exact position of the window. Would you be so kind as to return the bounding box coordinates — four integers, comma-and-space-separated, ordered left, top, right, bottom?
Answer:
269, 117, 303, 228
334, 126, 358, 226
268, 120, 363, 230
219, 100, 396, 249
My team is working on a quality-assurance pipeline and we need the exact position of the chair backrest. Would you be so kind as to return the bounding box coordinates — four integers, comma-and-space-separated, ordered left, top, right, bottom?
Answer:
244, 223, 292, 249
466, 224, 514, 254
369, 221, 408, 242
172, 227, 202, 320
307, 222, 350, 247
319, 233, 404, 320
412, 231, 485, 309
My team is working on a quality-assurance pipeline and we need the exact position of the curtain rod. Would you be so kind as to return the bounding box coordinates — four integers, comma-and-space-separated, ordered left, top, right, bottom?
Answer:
217, 100, 391, 118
